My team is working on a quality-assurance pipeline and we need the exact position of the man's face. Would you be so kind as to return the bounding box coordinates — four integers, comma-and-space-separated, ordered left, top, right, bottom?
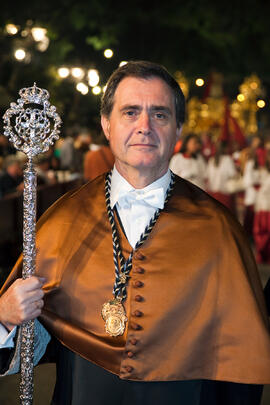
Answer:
101, 77, 181, 177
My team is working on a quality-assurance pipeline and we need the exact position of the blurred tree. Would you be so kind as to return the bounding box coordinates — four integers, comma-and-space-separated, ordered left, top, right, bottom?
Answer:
0, 0, 269, 132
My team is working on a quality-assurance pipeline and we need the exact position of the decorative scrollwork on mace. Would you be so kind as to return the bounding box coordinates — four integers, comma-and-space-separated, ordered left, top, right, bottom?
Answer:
3, 83, 62, 405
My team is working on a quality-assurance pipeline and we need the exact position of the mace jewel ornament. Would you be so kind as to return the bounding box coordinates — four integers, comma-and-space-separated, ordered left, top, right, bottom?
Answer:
3, 83, 62, 405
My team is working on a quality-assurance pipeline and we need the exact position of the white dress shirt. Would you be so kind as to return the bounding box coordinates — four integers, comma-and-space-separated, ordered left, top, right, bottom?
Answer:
0, 323, 16, 348
0, 166, 171, 348
110, 167, 171, 248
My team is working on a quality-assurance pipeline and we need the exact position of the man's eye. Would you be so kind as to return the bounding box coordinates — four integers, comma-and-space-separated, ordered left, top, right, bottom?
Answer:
155, 112, 166, 119
124, 110, 135, 117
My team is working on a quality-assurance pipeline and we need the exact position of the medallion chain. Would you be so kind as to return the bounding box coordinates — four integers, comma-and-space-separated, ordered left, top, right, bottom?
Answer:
104, 170, 176, 302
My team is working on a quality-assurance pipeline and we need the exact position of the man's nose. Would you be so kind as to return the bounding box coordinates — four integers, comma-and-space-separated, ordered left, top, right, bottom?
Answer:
137, 112, 152, 135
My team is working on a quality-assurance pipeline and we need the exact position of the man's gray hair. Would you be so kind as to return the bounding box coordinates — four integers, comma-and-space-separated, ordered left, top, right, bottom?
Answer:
101, 60, 185, 128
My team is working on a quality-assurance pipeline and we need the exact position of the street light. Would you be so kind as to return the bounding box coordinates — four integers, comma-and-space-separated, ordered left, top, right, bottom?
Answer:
92, 86, 101, 95
58, 67, 70, 78
37, 37, 50, 52
71, 68, 84, 80
5, 24, 18, 35
195, 78, 204, 87
31, 27, 47, 42
76, 82, 89, 95
104, 49, 113, 58
257, 100, 266, 108
14, 49, 26, 61
88, 69, 100, 87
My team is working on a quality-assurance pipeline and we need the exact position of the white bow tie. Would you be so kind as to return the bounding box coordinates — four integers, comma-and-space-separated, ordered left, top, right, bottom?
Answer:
117, 187, 165, 209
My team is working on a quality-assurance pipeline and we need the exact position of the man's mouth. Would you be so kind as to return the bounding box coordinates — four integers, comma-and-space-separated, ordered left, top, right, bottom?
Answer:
130, 144, 156, 148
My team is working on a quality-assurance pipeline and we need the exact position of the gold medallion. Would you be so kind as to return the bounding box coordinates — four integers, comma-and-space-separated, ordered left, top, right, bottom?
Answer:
101, 299, 128, 337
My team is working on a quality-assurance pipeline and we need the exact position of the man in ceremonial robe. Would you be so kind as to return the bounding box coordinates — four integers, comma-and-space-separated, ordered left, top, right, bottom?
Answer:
0, 61, 270, 404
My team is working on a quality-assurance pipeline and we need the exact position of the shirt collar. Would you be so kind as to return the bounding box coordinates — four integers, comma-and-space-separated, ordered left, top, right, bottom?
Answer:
110, 166, 171, 209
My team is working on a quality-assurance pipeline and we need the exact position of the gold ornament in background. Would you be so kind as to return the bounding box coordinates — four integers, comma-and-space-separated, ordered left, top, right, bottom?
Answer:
175, 71, 189, 99
184, 73, 226, 137
230, 100, 246, 130
174, 68, 265, 141
236, 74, 266, 135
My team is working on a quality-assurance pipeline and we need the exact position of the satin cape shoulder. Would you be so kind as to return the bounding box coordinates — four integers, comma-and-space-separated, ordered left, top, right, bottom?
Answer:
1, 174, 270, 383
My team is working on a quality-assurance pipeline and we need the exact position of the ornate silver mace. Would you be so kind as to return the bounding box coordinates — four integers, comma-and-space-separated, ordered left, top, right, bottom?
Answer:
3, 84, 62, 404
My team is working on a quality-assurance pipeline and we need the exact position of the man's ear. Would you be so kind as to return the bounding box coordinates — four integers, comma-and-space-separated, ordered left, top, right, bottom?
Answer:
101, 115, 110, 140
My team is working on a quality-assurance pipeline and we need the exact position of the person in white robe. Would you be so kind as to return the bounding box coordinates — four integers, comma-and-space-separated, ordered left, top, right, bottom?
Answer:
170, 134, 206, 189
206, 142, 238, 213
242, 156, 262, 237
253, 152, 270, 264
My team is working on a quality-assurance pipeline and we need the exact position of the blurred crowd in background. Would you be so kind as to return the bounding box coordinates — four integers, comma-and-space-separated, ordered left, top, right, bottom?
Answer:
1, 129, 270, 266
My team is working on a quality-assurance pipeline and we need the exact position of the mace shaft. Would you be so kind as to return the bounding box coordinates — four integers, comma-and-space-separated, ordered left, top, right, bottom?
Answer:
20, 158, 37, 405
3, 83, 61, 405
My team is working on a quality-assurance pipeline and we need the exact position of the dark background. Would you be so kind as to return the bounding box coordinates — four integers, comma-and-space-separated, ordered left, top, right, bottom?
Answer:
0, 0, 270, 131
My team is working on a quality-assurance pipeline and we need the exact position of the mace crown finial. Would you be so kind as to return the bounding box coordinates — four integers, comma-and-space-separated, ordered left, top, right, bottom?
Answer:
19, 83, 50, 105
3, 83, 61, 157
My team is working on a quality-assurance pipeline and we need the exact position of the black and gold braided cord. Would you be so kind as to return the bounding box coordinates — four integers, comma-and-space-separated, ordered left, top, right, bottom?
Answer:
105, 171, 175, 302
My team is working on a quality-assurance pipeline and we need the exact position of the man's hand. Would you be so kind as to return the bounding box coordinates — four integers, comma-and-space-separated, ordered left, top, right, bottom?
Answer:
0, 277, 46, 332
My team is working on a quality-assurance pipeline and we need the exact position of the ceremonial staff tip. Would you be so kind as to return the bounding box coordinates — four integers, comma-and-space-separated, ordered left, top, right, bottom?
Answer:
3, 84, 62, 405
3, 83, 61, 158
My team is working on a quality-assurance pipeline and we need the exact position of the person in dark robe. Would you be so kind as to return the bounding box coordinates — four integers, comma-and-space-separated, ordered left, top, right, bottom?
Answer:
0, 61, 270, 405
0, 155, 23, 198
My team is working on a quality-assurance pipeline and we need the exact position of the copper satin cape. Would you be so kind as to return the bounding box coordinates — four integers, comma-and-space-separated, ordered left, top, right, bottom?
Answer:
1, 174, 270, 383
